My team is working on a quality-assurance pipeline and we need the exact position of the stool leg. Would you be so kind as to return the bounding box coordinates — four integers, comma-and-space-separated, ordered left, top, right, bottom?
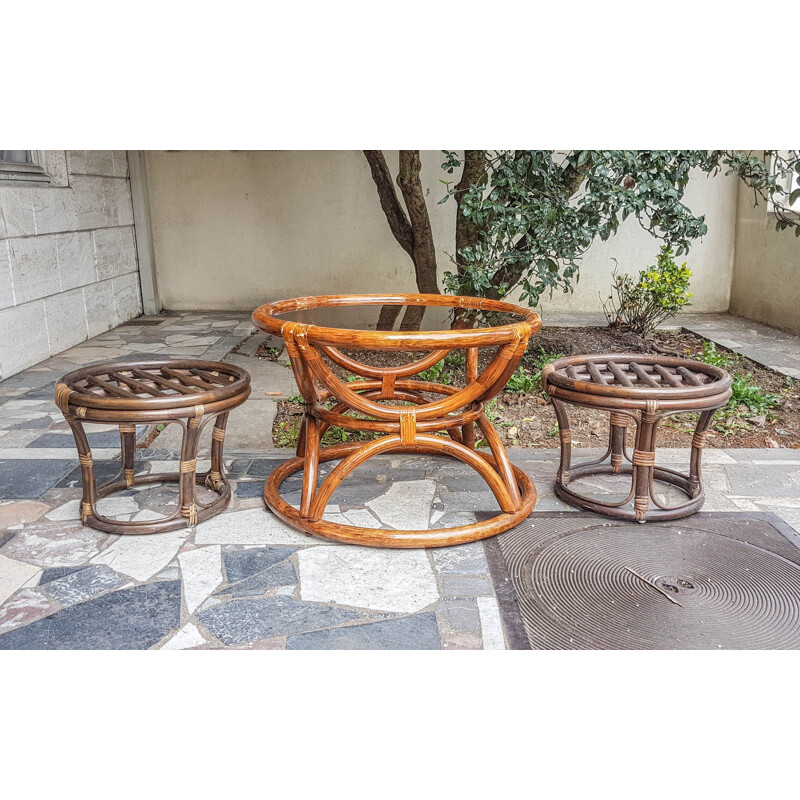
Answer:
689, 409, 714, 499
67, 419, 96, 523
632, 405, 659, 522
608, 412, 629, 474
205, 412, 229, 492
551, 398, 572, 485
179, 421, 201, 527
300, 414, 321, 518
119, 423, 137, 488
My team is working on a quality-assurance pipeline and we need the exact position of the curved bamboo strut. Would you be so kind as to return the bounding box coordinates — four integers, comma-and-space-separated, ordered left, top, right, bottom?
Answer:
264, 443, 537, 548
318, 345, 450, 379
307, 433, 518, 522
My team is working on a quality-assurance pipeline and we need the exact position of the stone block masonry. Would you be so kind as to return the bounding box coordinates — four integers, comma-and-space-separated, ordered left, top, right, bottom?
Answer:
0, 151, 141, 379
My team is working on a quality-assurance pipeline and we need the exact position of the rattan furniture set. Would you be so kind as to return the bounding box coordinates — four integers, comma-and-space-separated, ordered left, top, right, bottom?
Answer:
55, 294, 732, 547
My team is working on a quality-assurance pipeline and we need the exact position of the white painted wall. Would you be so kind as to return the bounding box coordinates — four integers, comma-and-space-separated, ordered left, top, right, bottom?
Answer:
0, 151, 142, 379
144, 150, 739, 325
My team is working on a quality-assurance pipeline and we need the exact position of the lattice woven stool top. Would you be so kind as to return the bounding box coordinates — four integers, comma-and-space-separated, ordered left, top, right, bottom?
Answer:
543, 354, 731, 405
57, 360, 250, 411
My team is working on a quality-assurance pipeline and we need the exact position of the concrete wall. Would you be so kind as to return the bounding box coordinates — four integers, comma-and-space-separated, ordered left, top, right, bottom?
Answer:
0, 151, 142, 379
144, 150, 739, 325
729, 180, 800, 336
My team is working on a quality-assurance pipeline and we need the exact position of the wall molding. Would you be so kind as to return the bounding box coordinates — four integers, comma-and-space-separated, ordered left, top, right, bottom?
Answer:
128, 150, 161, 314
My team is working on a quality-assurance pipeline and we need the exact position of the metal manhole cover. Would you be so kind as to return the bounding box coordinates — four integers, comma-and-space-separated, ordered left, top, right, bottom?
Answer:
484, 513, 800, 650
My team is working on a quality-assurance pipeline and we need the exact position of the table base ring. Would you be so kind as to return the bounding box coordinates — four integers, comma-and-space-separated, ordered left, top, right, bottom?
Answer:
264, 442, 537, 548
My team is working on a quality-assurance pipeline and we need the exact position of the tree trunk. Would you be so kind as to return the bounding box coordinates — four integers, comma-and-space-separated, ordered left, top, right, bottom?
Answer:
453, 150, 487, 327
363, 150, 439, 330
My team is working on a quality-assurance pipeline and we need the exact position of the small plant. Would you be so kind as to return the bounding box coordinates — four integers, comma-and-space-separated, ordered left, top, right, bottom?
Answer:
602, 245, 692, 337
728, 376, 779, 414
273, 419, 301, 448
418, 359, 448, 383
698, 340, 734, 368
287, 393, 304, 405
504, 366, 538, 394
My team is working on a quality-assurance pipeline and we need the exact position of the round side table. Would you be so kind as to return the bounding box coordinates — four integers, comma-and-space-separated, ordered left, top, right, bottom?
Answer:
252, 293, 541, 548
55, 359, 251, 534
542, 354, 732, 522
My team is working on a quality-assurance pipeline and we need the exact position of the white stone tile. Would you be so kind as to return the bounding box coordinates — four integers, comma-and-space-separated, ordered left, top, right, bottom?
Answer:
83, 151, 115, 176
1, 521, 104, 567
298, 545, 439, 613
112, 272, 142, 325
70, 175, 106, 228
132, 509, 168, 522
193, 507, 317, 546
364, 480, 436, 530
160, 623, 207, 650
7, 234, 60, 304
0, 187, 36, 237
0, 554, 41, 606
83, 278, 116, 337
92, 528, 189, 582
57, 231, 96, 291
31, 187, 78, 235
342, 508, 383, 528
45, 287, 89, 353
95, 495, 141, 517
178, 546, 223, 613
111, 151, 129, 179
0, 300, 50, 379
44, 151, 69, 187
103, 177, 134, 226
477, 597, 506, 650
45, 499, 82, 522
0, 240, 14, 309
93, 226, 136, 281
65, 150, 87, 174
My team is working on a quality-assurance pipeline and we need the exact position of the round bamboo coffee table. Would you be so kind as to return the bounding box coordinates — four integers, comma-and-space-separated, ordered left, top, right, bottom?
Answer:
542, 354, 732, 522
252, 294, 541, 548
55, 360, 251, 534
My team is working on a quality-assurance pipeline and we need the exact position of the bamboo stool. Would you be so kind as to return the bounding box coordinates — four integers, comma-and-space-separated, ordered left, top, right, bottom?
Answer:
542, 354, 732, 522
55, 360, 251, 534
252, 293, 541, 548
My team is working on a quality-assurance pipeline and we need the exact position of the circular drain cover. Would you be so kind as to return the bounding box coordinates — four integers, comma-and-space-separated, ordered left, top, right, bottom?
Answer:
512, 524, 800, 649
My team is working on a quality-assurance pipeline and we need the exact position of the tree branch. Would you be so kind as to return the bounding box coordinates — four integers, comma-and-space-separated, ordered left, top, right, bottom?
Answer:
363, 150, 415, 259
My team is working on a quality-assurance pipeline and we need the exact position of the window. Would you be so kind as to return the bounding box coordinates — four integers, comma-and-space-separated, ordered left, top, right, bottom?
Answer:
0, 150, 51, 186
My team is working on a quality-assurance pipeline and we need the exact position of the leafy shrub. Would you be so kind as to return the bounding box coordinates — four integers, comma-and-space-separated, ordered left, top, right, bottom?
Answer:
504, 366, 538, 394
698, 340, 732, 367
728, 376, 779, 414
602, 245, 692, 337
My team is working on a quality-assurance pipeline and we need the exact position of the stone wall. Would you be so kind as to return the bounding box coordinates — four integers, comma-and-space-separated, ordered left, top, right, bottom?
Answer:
0, 151, 142, 379
143, 150, 739, 325
729, 179, 800, 336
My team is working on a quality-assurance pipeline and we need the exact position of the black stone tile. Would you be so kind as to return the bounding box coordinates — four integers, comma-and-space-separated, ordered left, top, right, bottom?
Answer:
197, 596, 364, 645
28, 430, 123, 449
234, 480, 264, 499
286, 613, 441, 650
0, 531, 16, 549
247, 459, 290, 478
42, 565, 127, 606
217, 561, 298, 598
7, 416, 55, 430
16, 384, 58, 401
40, 566, 88, 584
227, 459, 252, 477
55, 462, 125, 488
223, 546, 299, 583
0, 581, 182, 650
0, 460, 75, 499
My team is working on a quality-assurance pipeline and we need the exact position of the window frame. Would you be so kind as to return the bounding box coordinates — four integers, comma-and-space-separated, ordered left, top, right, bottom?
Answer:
0, 150, 52, 187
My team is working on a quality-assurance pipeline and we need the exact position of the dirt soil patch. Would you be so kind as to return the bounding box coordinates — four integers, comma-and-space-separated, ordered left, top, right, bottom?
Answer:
272, 326, 800, 450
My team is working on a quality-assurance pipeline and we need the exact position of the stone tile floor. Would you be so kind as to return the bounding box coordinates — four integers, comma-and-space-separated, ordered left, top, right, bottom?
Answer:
0, 310, 798, 649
